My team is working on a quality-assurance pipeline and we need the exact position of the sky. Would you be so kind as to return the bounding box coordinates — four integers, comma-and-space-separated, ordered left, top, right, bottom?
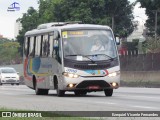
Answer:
0, 0, 147, 39
0, 0, 39, 39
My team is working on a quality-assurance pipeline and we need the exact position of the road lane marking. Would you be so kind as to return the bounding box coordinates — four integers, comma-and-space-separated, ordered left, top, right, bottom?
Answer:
130, 105, 159, 110
66, 98, 160, 110
115, 94, 160, 100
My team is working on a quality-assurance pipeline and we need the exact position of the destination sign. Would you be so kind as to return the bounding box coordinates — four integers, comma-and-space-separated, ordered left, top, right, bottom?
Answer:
62, 31, 88, 38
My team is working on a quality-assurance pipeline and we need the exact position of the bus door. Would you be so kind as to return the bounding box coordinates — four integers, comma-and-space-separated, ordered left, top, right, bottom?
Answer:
48, 31, 62, 88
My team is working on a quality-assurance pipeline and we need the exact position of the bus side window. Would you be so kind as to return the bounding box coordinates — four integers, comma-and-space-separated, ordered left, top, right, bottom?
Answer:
35, 36, 41, 56
40, 35, 43, 57
49, 34, 54, 57
29, 36, 35, 57
53, 40, 58, 58
25, 37, 30, 57
32, 36, 36, 57
42, 34, 49, 57
47, 35, 50, 56
53, 37, 61, 63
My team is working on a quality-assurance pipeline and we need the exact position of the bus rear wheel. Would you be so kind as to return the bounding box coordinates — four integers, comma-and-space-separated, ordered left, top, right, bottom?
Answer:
104, 89, 113, 96
35, 85, 49, 95
34, 79, 48, 95
0, 81, 2, 86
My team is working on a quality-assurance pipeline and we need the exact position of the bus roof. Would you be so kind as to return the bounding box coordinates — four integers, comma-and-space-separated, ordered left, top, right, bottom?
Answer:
25, 23, 111, 36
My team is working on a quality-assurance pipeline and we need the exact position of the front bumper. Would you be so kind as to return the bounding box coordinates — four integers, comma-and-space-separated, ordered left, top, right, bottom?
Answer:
60, 75, 120, 91
0, 79, 20, 84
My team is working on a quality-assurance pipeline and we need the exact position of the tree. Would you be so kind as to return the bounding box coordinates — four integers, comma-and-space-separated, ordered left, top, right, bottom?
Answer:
0, 41, 21, 65
142, 37, 160, 53
105, 0, 135, 36
138, 0, 160, 36
17, 0, 135, 56
53, 0, 134, 37
16, 7, 39, 55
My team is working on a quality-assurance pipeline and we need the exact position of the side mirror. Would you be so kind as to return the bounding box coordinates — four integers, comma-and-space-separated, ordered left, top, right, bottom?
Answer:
115, 37, 120, 45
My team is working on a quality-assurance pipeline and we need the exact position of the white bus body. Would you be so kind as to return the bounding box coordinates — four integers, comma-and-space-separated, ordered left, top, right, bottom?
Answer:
23, 22, 120, 96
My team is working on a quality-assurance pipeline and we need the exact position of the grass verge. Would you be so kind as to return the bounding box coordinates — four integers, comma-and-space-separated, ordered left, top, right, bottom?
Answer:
0, 107, 93, 120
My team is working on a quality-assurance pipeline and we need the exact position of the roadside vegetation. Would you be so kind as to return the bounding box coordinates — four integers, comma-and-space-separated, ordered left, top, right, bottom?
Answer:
15, 0, 160, 57
0, 108, 93, 120
17, 0, 135, 55
1, 0, 160, 65
142, 37, 160, 53
0, 38, 22, 65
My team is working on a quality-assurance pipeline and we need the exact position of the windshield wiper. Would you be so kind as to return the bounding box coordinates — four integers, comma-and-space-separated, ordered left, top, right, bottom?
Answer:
65, 54, 95, 63
91, 54, 115, 61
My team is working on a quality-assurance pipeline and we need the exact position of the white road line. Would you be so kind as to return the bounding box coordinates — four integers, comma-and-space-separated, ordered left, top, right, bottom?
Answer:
66, 98, 160, 110
0, 87, 33, 92
0, 92, 21, 96
130, 105, 159, 110
115, 94, 160, 100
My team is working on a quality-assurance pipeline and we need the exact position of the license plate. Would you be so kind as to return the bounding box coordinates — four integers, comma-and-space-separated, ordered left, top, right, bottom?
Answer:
88, 86, 100, 89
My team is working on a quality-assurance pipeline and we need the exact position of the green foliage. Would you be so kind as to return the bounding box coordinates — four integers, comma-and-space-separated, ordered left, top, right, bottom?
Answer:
121, 39, 139, 51
17, 0, 135, 55
138, 0, 160, 36
0, 41, 21, 65
142, 37, 160, 53
105, 0, 135, 37
0, 38, 11, 44
53, 0, 134, 36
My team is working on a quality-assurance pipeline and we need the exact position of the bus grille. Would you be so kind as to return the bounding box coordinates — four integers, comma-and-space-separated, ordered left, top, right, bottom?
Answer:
76, 80, 110, 88
74, 64, 110, 70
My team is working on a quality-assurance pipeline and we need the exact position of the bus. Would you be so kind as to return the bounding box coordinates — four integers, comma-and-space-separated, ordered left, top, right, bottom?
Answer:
23, 22, 120, 97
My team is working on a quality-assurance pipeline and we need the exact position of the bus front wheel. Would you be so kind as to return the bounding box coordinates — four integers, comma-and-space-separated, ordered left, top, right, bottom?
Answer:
104, 89, 113, 96
57, 89, 65, 97
56, 82, 65, 97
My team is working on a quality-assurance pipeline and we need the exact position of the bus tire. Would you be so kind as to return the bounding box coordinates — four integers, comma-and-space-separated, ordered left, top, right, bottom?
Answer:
56, 82, 65, 97
57, 89, 65, 97
41, 89, 49, 95
34, 76, 48, 95
35, 84, 49, 95
0, 81, 2, 86
54, 77, 65, 97
35, 82, 41, 95
104, 89, 113, 96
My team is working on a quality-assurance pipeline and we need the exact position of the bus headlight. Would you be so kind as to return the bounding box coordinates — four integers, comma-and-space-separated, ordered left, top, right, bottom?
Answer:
108, 71, 120, 77
62, 72, 80, 78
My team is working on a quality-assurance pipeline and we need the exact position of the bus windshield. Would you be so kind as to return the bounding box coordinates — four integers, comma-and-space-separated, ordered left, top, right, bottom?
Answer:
62, 29, 117, 61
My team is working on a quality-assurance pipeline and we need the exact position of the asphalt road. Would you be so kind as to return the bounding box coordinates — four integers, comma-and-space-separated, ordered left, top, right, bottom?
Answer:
0, 85, 160, 112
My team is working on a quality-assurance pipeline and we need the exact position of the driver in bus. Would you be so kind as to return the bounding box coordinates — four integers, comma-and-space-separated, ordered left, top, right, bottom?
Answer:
90, 38, 105, 52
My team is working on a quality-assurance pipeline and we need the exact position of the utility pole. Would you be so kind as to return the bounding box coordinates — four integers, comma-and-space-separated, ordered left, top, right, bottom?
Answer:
151, 0, 159, 41
155, 10, 157, 41
112, 15, 114, 32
